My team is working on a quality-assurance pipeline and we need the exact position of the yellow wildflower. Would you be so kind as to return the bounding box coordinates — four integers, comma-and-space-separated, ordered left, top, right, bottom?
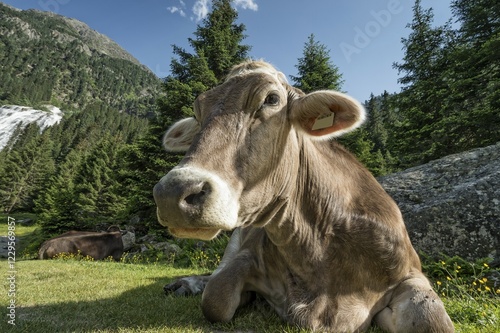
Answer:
446, 276, 452, 281
482, 277, 488, 283
437, 281, 442, 286
473, 281, 477, 286
485, 286, 491, 292
483, 263, 489, 268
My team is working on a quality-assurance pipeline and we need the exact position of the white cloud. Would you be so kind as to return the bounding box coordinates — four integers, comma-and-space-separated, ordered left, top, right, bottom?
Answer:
167, 0, 187, 18
167, 6, 186, 17
192, 0, 210, 22
233, 0, 258, 11
168, 0, 258, 22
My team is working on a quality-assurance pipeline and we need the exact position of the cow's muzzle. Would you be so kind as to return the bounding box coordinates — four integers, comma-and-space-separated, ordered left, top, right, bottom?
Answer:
153, 167, 239, 240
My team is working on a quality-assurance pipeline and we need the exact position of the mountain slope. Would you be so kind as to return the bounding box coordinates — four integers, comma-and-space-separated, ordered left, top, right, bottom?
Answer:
61, 15, 143, 67
0, 2, 161, 116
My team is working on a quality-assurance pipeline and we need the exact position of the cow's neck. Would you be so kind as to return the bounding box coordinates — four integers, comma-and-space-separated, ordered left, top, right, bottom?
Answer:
264, 138, 357, 273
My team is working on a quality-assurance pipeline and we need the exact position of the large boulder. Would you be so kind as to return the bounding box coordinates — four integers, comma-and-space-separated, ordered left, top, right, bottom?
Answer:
378, 142, 499, 261
121, 230, 136, 251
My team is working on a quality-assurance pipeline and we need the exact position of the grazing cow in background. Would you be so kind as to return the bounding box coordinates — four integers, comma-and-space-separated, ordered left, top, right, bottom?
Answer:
153, 60, 454, 332
38, 226, 126, 260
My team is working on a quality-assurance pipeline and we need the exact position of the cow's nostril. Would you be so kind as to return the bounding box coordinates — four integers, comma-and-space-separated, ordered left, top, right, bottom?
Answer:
184, 191, 205, 205
182, 182, 210, 207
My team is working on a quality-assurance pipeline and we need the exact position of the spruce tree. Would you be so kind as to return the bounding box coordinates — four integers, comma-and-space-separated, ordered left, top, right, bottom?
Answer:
392, 0, 451, 167
0, 124, 55, 212
364, 91, 399, 172
289, 34, 387, 175
446, 0, 500, 150
291, 34, 344, 93
392, 0, 500, 167
451, 0, 500, 46
36, 150, 82, 233
73, 136, 127, 228
189, 0, 250, 80
33, 107, 146, 233
122, 0, 251, 228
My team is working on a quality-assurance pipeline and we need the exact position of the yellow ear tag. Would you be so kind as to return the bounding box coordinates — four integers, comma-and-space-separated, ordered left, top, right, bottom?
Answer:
311, 112, 335, 130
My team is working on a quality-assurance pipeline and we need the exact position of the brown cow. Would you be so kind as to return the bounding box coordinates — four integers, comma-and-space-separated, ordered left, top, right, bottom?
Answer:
38, 226, 125, 260
153, 61, 454, 332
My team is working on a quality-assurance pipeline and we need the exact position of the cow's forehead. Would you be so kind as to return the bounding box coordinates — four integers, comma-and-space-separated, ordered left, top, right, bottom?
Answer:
225, 67, 288, 84
198, 71, 288, 112
225, 61, 288, 84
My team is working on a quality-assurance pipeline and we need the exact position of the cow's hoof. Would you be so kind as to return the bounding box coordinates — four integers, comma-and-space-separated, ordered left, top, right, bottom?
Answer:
164, 280, 190, 296
164, 276, 208, 296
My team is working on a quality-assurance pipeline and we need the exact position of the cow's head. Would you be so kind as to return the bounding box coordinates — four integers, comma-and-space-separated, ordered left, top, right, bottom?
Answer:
153, 60, 365, 240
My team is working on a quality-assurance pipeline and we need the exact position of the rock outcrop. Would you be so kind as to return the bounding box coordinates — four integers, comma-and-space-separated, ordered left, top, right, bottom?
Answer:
379, 142, 499, 261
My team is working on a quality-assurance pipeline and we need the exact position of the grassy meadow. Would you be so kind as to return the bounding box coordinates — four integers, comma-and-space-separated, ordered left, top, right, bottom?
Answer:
1, 220, 499, 332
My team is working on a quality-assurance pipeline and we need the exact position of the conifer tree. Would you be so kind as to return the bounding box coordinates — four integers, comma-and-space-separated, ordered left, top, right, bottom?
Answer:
36, 150, 82, 233
122, 0, 251, 227
451, 0, 500, 45
291, 34, 343, 93
33, 107, 146, 233
391, 0, 500, 167
290, 34, 387, 175
0, 124, 55, 212
392, 0, 451, 167
189, 0, 250, 80
73, 136, 127, 228
446, 0, 500, 150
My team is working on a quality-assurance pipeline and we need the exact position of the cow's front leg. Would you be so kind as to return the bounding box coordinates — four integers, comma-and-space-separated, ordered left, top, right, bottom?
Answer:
201, 250, 255, 323
374, 272, 454, 333
164, 229, 244, 297
164, 274, 211, 296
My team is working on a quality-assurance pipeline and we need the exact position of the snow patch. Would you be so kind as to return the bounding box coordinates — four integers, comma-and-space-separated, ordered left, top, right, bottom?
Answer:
0, 105, 63, 150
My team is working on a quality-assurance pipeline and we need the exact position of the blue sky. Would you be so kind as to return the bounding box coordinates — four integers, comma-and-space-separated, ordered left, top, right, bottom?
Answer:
2, 0, 454, 102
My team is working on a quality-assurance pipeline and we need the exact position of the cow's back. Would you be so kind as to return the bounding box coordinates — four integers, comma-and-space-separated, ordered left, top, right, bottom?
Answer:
321, 140, 422, 271
38, 237, 79, 259
72, 232, 124, 260
38, 231, 124, 260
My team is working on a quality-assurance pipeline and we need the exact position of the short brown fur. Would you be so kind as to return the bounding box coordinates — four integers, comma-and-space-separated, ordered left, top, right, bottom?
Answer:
38, 229, 124, 261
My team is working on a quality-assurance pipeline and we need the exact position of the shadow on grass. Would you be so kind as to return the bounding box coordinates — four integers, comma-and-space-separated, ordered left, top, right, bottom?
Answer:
10, 274, 287, 333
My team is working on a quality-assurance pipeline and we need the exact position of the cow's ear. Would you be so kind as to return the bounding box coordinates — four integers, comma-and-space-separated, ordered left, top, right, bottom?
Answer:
163, 117, 200, 152
290, 90, 365, 140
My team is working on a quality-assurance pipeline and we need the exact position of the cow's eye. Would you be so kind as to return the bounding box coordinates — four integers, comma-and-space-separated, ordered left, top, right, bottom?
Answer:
264, 93, 280, 106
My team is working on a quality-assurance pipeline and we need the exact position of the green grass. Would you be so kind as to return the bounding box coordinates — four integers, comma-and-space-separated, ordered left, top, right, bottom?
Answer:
0, 258, 497, 333
0, 214, 43, 258
1, 259, 321, 333
0, 213, 38, 237
1, 220, 498, 332
422, 256, 500, 330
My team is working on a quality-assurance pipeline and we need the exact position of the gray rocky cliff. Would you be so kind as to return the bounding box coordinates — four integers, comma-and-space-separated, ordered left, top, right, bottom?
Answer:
379, 142, 499, 261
